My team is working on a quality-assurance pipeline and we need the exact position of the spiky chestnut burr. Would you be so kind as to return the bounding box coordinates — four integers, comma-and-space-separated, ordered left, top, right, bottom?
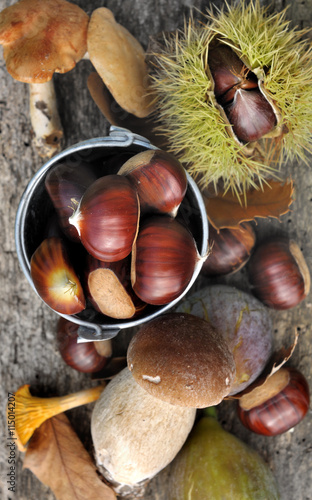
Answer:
150, 0, 312, 195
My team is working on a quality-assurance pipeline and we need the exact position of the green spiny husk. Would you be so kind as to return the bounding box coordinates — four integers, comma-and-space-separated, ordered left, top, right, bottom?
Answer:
150, 0, 312, 195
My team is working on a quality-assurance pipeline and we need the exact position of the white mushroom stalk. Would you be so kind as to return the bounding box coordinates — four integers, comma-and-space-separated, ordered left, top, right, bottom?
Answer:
91, 367, 196, 497
29, 81, 63, 158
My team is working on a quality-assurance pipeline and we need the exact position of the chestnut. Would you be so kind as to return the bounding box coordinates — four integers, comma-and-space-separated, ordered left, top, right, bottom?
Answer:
248, 237, 311, 309
84, 254, 146, 319
207, 39, 277, 143
117, 149, 187, 217
45, 161, 97, 243
201, 222, 256, 277
69, 174, 140, 262
224, 87, 277, 143
30, 237, 86, 315
237, 367, 310, 436
207, 41, 255, 101
131, 215, 201, 305
56, 317, 110, 373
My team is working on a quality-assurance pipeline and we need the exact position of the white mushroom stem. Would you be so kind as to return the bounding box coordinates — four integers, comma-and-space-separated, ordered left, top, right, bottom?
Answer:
91, 367, 196, 497
29, 80, 64, 159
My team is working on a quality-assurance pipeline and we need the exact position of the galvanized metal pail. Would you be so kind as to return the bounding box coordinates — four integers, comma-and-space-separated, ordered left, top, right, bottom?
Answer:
15, 126, 209, 341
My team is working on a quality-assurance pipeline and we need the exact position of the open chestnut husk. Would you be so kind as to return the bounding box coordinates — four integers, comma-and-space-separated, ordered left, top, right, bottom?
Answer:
84, 254, 146, 319
201, 222, 256, 277
57, 317, 111, 373
30, 237, 86, 315
131, 215, 203, 305
237, 367, 310, 436
45, 162, 97, 243
247, 237, 311, 309
69, 174, 140, 262
149, 0, 311, 195
117, 149, 187, 217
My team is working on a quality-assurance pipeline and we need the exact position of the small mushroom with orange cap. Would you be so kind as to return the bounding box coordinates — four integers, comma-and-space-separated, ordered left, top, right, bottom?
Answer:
87, 7, 155, 122
0, 0, 89, 158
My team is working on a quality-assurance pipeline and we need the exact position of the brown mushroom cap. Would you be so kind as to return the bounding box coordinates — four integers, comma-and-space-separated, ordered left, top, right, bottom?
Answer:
127, 312, 236, 408
87, 7, 154, 118
0, 0, 89, 83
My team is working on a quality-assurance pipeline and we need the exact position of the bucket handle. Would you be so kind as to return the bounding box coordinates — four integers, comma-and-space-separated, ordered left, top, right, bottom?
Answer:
108, 125, 157, 150
77, 324, 121, 343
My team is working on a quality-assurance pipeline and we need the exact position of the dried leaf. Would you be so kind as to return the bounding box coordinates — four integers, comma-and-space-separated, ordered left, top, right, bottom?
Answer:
203, 179, 294, 230
24, 413, 116, 500
87, 72, 168, 149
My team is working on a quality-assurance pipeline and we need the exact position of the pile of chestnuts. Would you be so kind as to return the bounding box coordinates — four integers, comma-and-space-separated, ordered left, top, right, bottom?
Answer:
200, 223, 310, 311
198, 221, 311, 437
30, 149, 204, 320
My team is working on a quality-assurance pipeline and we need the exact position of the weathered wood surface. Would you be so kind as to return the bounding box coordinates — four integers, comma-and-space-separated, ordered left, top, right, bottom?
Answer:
0, 0, 311, 499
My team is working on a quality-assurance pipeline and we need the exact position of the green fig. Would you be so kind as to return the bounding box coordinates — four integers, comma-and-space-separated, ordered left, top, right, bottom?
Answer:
168, 414, 280, 500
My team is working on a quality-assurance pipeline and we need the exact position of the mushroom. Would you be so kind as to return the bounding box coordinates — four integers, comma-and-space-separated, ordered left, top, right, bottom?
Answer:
87, 7, 155, 119
0, 0, 89, 158
87, 71, 168, 149
127, 312, 236, 408
91, 367, 196, 497
8, 383, 104, 451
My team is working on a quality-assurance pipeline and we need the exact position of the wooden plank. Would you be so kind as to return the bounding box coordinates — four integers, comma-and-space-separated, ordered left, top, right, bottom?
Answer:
0, 1, 311, 499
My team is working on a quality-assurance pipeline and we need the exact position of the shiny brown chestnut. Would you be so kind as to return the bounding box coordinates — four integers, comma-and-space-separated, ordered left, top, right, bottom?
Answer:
69, 174, 140, 262
117, 149, 187, 217
201, 222, 256, 277
131, 215, 202, 305
248, 237, 311, 309
84, 254, 146, 319
224, 88, 277, 143
207, 39, 277, 143
56, 317, 111, 373
208, 41, 254, 101
237, 367, 310, 436
30, 237, 86, 315
45, 162, 97, 242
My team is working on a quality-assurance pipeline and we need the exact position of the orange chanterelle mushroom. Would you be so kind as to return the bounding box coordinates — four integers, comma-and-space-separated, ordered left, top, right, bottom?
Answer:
0, 0, 89, 157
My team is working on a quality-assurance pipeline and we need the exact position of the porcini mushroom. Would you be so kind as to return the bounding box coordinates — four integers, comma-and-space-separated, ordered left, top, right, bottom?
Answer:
127, 313, 236, 408
87, 7, 155, 119
91, 367, 196, 496
0, 0, 89, 158
8, 384, 104, 451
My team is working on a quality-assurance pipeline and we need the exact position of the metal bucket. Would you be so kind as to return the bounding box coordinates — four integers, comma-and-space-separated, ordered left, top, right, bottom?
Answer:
15, 126, 209, 341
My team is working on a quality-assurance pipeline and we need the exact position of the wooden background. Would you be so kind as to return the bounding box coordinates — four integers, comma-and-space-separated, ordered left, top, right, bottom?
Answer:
0, 0, 311, 499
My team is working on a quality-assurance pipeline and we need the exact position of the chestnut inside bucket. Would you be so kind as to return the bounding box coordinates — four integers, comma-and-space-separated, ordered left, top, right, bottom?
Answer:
15, 127, 209, 341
